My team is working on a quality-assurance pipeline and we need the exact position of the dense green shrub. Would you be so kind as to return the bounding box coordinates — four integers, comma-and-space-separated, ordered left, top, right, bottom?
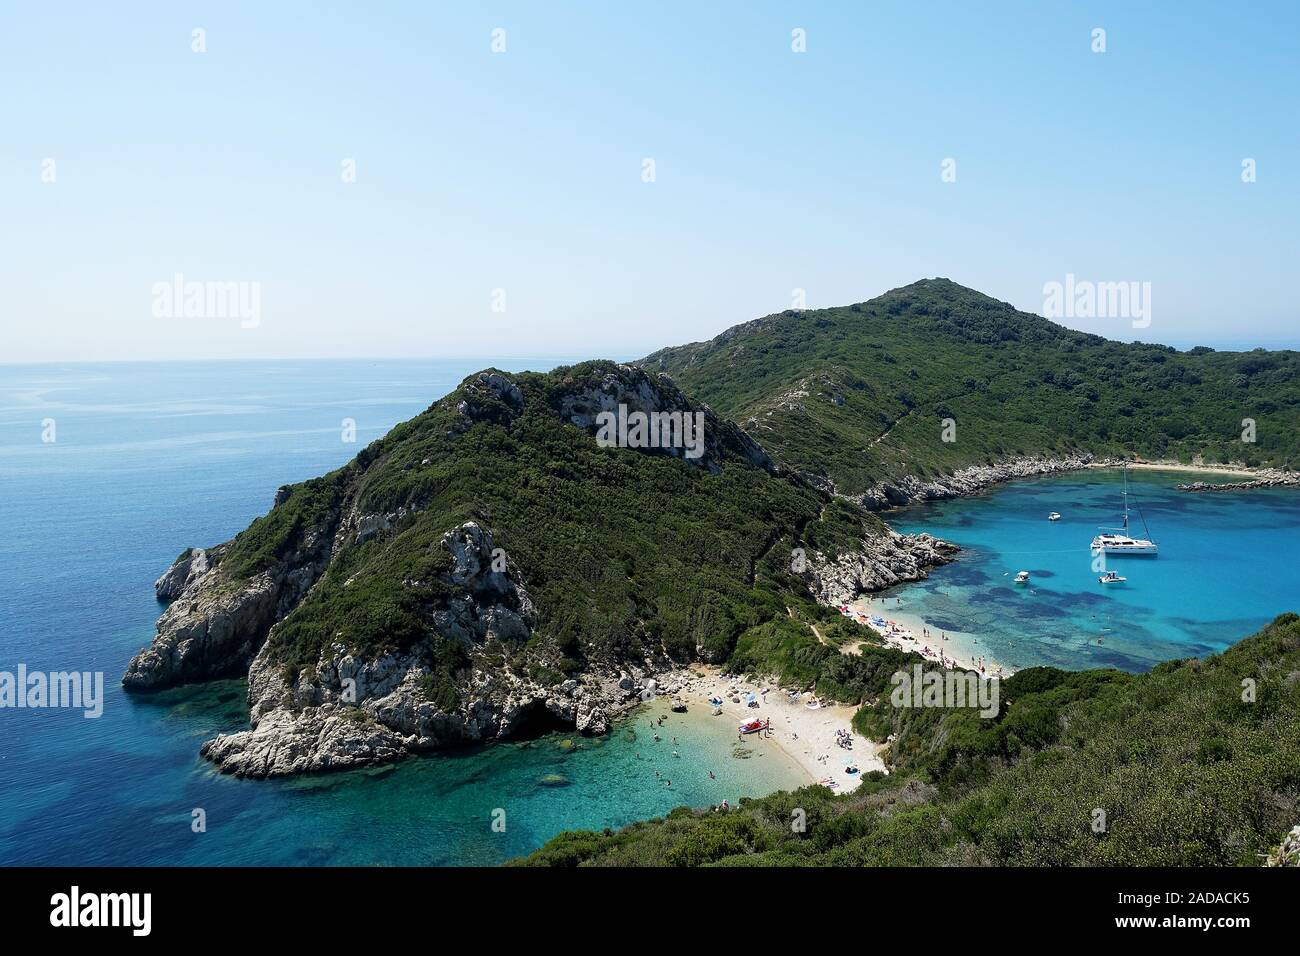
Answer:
643, 279, 1300, 491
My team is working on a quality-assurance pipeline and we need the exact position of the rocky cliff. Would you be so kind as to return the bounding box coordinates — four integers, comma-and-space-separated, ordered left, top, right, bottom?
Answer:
199, 523, 631, 776
806, 531, 959, 605
123, 481, 343, 691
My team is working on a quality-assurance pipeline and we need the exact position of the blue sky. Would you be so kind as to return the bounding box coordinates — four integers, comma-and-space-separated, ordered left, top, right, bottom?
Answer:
3, 1, 1297, 362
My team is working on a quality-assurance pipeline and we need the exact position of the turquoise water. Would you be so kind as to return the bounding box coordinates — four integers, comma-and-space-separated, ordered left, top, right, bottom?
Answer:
0, 360, 802, 866
885, 470, 1300, 673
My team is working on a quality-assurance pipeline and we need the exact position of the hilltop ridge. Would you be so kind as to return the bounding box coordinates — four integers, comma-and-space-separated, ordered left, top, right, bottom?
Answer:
642, 278, 1299, 501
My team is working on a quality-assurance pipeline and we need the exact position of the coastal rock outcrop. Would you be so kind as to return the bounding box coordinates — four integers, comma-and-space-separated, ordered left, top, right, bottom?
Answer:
124, 569, 282, 691
197, 521, 636, 777
153, 547, 211, 601
854, 454, 1095, 511
124, 490, 340, 691
201, 705, 412, 777
199, 649, 637, 778
455, 370, 526, 427
805, 531, 959, 606
1178, 469, 1300, 493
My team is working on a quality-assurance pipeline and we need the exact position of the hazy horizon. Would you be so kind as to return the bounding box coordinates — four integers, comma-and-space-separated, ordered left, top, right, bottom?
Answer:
4, 316, 1300, 367
5, 276, 1299, 368
5, 1, 1298, 363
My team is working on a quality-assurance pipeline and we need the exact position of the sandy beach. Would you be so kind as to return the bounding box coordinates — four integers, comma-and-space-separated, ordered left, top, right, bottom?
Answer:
659, 602, 1010, 797
672, 665, 883, 794
843, 596, 1009, 677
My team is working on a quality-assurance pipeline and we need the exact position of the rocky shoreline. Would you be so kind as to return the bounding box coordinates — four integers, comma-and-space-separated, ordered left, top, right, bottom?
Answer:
136, 520, 959, 778
806, 530, 958, 606
1178, 469, 1300, 493
139, 517, 665, 778
853, 453, 1097, 511
198, 655, 673, 779
843, 453, 1298, 509
126, 518, 959, 779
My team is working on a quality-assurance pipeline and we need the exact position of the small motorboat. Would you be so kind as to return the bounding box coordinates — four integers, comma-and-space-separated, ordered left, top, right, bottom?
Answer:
1014, 570, 1030, 585
738, 717, 769, 735
1098, 571, 1127, 585
1048, 512, 1061, 521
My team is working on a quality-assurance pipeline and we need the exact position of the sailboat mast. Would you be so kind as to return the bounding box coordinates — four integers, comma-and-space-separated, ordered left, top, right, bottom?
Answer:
1123, 466, 1130, 531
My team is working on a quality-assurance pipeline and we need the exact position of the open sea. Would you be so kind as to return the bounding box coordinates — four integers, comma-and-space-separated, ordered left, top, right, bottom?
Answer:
1, 360, 1295, 865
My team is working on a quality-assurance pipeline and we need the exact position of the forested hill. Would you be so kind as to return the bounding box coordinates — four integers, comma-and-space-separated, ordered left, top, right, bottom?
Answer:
127, 360, 948, 776
641, 279, 1300, 497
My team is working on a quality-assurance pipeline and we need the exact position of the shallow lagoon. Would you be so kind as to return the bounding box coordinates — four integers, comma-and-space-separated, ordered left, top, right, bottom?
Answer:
883, 469, 1300, 673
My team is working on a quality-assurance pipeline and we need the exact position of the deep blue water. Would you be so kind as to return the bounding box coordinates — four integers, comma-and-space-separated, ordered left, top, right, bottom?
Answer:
0, 360, 804, 866
885, 470, 1300, 673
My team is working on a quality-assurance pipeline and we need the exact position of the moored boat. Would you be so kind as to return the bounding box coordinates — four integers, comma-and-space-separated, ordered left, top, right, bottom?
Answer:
1091, 465, 1158, 555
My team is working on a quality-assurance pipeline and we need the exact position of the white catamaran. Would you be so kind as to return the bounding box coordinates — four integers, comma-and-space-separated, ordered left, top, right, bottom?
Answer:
1091, 466, 1158, 556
